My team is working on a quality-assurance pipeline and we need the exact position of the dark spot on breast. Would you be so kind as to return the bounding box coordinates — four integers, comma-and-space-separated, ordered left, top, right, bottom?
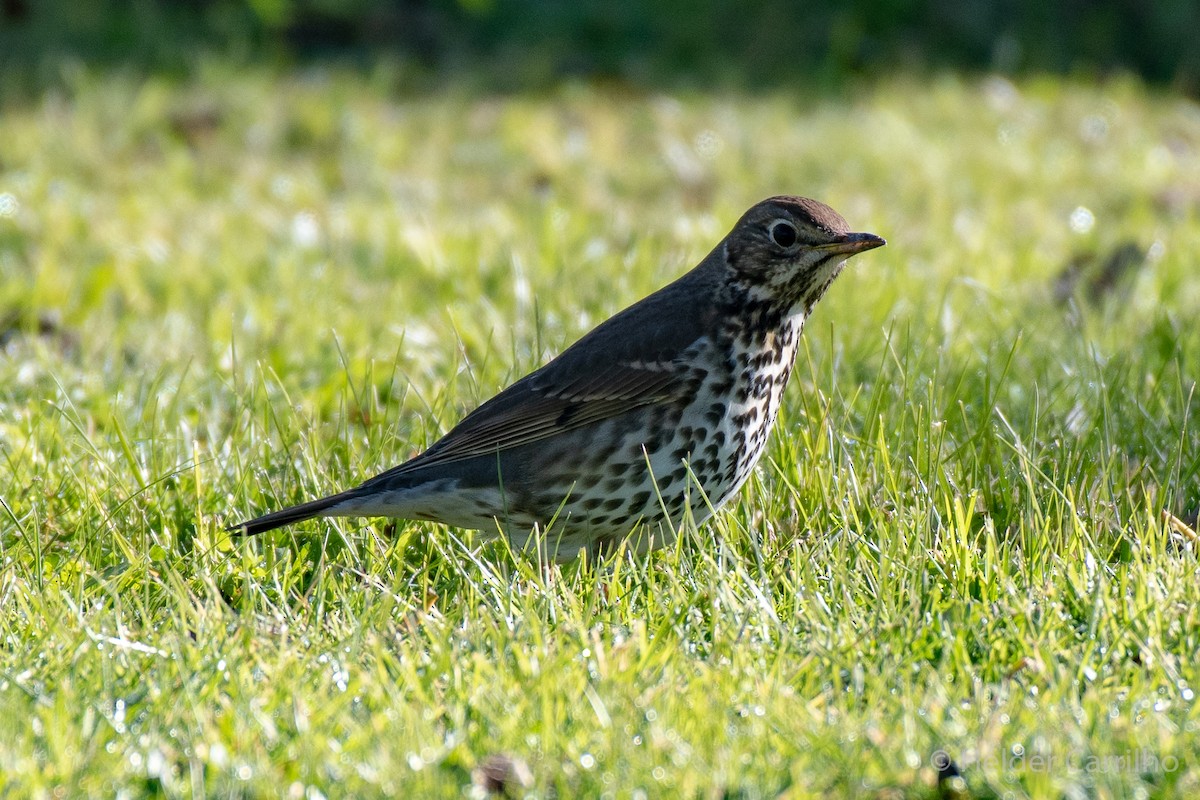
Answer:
599, 440, 622, 460
536, 491, 571, 511
591, 532, 619, 554
735, 407, 759, 426
706, 403, 726, 426
578, 472, 604, 492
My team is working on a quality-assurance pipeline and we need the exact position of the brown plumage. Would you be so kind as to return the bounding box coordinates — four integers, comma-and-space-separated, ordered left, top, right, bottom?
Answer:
229, 196, 884, 559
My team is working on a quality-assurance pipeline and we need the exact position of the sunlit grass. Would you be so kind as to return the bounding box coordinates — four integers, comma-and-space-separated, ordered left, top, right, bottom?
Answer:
2, 63, 1199, 797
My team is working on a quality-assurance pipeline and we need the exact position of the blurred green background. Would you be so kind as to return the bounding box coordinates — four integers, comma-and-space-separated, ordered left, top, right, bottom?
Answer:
3, 0, 1199, 91
4, 2, 1200, 797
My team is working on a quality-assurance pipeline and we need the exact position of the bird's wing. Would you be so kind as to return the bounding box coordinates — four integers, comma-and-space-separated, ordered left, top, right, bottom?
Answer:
370, 264, 722, 477
396, 359, 686, 470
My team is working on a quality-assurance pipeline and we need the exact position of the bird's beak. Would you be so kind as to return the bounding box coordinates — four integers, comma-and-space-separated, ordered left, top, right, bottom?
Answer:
816, 231, 886, 255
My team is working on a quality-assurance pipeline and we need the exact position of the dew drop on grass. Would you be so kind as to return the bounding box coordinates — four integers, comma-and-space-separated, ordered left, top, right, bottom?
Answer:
1069, 206, 1095, 234
694, 130, 723, 160
983, 76, 1020, 111
292, 212, 320, 248
271, 175, 294, 200
1080, 114, 1109, 143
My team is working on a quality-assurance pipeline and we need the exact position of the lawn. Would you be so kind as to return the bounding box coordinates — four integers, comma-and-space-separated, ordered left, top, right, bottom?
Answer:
2, 63, 1199, 797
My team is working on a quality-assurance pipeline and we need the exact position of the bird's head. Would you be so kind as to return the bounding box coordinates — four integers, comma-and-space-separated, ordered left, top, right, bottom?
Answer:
723, 196, 885, 311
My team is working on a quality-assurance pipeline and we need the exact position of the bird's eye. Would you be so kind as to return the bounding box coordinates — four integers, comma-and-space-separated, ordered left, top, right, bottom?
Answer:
768, 220, 798, 249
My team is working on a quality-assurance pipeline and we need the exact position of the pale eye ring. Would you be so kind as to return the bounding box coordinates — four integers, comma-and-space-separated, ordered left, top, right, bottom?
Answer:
768, 219, 798, 249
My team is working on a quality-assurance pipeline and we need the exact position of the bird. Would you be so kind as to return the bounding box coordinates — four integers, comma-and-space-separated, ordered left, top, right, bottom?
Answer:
229, 196, 884, 560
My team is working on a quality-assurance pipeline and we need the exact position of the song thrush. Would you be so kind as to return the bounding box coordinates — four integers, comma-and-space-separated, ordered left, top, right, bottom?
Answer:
230, 196, 884, 559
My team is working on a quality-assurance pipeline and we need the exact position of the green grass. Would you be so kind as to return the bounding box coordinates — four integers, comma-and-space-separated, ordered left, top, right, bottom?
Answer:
2, 63, 1200, 797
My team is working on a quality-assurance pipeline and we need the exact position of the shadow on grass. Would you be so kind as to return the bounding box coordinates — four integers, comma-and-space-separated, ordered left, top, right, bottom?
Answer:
1, 0, 1199, 101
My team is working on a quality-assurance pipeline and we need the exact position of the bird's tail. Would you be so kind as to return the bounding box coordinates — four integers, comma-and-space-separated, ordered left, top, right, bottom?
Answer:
227, 489, 362, 537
